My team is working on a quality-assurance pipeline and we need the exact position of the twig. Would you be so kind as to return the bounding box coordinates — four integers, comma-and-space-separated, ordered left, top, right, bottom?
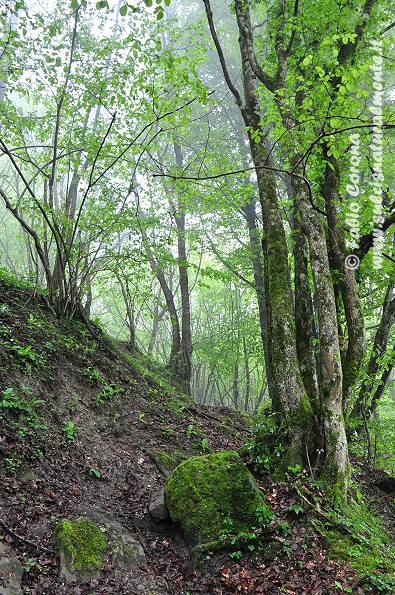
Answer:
185, 405, 252, 434
0, 519, 55, 555
305, 443, 315, 479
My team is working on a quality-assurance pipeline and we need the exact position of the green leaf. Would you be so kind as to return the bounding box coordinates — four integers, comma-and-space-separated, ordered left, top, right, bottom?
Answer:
119, 4, 127, 16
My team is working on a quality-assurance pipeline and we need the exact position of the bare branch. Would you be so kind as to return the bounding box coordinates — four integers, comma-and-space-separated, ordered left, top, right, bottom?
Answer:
202, 0, 243, 106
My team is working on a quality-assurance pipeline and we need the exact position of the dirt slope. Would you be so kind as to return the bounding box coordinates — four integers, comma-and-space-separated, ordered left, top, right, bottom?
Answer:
0, 278, 248, 593
0, 278, 394, 594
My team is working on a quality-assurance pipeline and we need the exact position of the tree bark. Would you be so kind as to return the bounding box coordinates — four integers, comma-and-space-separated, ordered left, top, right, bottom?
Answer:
351, 282, 395, 421
241, 197, 274, 404
233, 0, 312, 454
321, 149, 365, 413
172, 142, 193, 394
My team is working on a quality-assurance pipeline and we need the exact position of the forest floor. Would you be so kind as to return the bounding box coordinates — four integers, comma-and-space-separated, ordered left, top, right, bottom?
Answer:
0, 277, 394, 594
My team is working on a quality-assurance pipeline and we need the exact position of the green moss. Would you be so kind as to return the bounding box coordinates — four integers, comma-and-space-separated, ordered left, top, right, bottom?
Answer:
283, 394, 314, 439
297, 392, 314, 425
56, 519, 107, 571
323, 470, 350, 508
153, 449, 187, 471
342, 359, 360, 400
320, 427, 351, 507
324, 525, 395, 591
325, 530, 380, 573
164, 451, 266, 545
313, 499, 395, 591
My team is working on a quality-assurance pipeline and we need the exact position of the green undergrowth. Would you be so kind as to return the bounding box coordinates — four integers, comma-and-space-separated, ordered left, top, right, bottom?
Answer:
311, 494, 395, 593
121, 352, 196, 424
349, 396, 395, 478
118, 350, 178, 397
245, 410, 286, 474
0, 267, 35, 292
0, 386, 47, 475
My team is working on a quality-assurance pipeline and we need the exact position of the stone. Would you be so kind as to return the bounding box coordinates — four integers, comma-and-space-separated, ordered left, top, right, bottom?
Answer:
137, 574, 168, 594
375, 476, 395, 494
148, 488, 169, 522
116, 572, 168, 595
0, 548, 23, 595
56, 512, 146, 583
30, 520, 49, 539
56, 518, 107, 583
164, 450, 268, 545
108, 522, 145, 571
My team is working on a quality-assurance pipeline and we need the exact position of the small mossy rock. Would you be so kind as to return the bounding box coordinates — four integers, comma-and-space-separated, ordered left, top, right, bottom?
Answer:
76, 509, 146, 570
164, 450, 265, 545
56, 518, 107, 583
56, 512, 146, 583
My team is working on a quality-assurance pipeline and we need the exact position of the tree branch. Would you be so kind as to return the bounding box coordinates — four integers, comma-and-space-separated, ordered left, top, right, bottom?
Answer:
202, 0, 243, 106
234, 0, 277, 92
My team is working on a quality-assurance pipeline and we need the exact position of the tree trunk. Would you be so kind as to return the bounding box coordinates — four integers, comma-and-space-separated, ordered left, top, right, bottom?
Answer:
290, 179, 320, 415
243, 336, 251, 411
321, 149, 365, 413
238, 30, 311, 456
241, 198, 275, 404
204, 0, 313, 464
300, 191, 349, 494
351, 282, 394, 421
173, 142, 193, 394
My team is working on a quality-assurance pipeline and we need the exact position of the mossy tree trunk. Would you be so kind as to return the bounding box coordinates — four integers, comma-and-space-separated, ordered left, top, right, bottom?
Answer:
234, 5, 313, 461
203, 0, 353, 497
204, 0, 314, 465
299, 189, 350, 494
290, 181, 320, 417
321, 149, 365, 413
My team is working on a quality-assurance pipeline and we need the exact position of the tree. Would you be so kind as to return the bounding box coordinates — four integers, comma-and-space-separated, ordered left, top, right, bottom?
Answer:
199, 0, 394, 498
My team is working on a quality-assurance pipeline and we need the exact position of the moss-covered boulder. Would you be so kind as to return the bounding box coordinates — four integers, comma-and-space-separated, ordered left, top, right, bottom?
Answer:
164, 451, 266, 545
